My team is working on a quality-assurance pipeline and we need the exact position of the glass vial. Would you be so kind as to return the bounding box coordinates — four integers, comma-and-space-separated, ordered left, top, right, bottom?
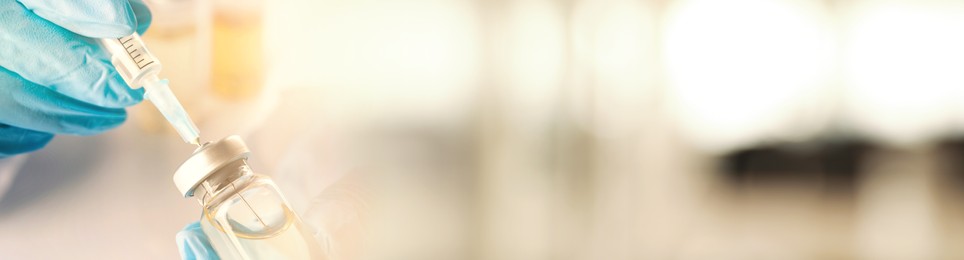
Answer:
174, 136, 327, 259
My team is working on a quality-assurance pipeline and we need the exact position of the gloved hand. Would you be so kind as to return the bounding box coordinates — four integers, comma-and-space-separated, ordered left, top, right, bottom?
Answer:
176, 222, 219, 260
0, 0, 152, 157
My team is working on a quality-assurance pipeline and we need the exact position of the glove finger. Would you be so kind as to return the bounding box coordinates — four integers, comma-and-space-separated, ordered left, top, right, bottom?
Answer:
0, 1, 144, 109
176, 222, 220, 260
15, 0, 136, 38
0, 67, 127, 135
129, 0, 152, 35
0, 124, 53, 158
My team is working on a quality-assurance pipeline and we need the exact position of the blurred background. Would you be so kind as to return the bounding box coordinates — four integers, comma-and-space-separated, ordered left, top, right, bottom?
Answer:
4, 0, 964, 259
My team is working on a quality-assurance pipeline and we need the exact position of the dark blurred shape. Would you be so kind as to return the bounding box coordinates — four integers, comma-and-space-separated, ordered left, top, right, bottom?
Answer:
721, 139, 873, 195
937, 137, 964, 193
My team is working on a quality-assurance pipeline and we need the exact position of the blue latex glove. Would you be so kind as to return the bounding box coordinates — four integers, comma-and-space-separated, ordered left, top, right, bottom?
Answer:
0, 0, 152, 157
177, 222, 220, 260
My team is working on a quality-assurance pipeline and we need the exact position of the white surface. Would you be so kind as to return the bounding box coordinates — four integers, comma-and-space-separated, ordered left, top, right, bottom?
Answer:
0, 123, 201, 259
0, 155, 27, 204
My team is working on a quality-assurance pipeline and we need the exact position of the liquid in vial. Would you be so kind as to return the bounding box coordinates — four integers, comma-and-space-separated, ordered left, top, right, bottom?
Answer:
201, 203, 325, 259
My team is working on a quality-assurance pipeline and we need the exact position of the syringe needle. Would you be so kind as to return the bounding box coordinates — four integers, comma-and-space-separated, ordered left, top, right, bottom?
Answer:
142, 77, 200, 145
98, 33, 201, 146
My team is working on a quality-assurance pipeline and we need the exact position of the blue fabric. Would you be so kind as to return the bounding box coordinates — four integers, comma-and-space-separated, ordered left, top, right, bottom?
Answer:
177, 222, 220, 260
0, 0, 150, 157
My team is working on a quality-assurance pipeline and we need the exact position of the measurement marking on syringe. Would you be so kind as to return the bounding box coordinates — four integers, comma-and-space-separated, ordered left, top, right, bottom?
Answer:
115, 37, 155, 69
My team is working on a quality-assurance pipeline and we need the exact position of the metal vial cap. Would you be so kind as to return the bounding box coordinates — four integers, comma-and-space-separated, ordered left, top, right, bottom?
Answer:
173, 135, 251, 197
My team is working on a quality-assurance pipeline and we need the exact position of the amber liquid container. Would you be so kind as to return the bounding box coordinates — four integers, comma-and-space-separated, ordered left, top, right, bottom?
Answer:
211, 2, 265, 100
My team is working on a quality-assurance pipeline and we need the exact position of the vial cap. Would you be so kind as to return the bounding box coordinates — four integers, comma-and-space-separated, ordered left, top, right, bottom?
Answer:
173, 135, 251, 197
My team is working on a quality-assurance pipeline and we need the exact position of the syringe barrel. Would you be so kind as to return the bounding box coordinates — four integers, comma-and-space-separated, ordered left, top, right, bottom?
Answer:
98, 33, 162, 88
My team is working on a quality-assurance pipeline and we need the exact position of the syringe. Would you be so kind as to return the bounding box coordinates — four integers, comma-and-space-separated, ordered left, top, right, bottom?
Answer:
99, 33, 201, 145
